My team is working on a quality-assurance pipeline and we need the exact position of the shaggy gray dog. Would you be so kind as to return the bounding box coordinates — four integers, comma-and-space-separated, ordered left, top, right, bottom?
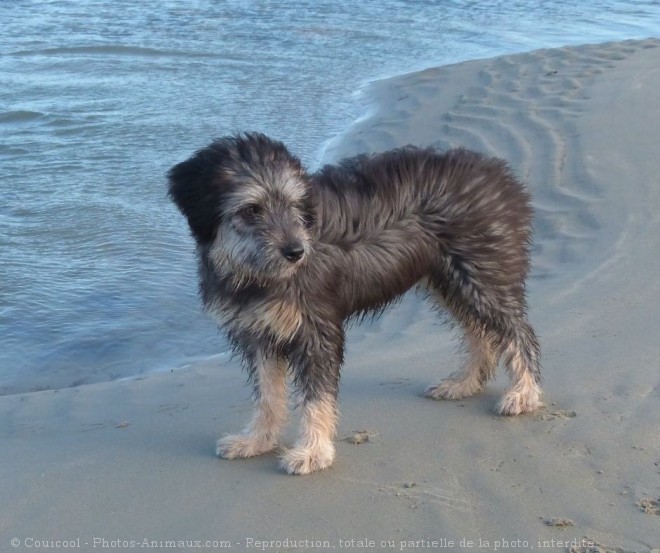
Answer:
168, 132, 541, 475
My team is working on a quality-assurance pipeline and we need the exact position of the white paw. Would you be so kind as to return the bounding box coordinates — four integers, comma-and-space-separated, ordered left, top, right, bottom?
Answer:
216, 433, 275, 459
279, 442, 335, 475
496, 383, 543, 415
424, 378, 482, 400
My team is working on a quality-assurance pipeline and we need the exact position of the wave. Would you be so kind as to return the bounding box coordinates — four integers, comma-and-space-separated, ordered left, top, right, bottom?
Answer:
0, 110, 45, 124
7, 44, 223, 60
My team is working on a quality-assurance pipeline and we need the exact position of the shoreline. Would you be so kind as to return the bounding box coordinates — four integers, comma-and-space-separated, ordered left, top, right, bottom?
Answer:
3, 39, 660, 551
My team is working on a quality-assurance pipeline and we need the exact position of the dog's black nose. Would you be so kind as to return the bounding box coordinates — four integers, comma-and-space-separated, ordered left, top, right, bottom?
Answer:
281, 243, 305, 263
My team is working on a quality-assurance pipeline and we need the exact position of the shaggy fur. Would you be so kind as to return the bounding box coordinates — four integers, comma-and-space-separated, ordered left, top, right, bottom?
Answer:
168, 132, 542, 475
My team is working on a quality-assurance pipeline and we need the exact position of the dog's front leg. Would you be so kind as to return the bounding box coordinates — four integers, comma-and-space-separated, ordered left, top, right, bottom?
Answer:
279, 392, 338, 475
216, 351, 288, 459
279, 326, 343, 475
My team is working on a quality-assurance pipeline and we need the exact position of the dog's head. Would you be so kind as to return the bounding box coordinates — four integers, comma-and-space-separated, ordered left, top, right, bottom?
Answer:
168, 133, 315, 283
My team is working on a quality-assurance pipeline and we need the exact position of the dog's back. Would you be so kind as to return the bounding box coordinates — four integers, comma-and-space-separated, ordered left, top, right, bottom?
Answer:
314, 147, 530, 247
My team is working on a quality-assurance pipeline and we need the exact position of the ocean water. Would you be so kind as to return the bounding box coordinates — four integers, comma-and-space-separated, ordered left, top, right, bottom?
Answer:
2, 0, 659, 395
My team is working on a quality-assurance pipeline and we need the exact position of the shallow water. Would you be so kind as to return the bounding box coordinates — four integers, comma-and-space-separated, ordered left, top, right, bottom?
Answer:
1, 0, 659, 395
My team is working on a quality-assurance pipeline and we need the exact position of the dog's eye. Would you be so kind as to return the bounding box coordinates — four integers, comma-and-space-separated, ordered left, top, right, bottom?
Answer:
238, 204, 262, 221
300, 204, 315, 229
302, 213, 314, 229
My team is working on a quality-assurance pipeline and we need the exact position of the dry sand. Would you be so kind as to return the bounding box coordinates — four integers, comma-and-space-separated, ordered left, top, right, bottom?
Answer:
2, 39, 659, 552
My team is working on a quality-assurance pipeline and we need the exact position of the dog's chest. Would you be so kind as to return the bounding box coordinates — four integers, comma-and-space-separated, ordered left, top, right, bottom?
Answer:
213, 295, 303, 344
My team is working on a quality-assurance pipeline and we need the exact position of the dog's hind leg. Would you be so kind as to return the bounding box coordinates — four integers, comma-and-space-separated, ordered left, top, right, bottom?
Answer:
424, 251, 542, 414
495, 317, 542, 415
216, 351, 288, 459
424, 325, 498, 400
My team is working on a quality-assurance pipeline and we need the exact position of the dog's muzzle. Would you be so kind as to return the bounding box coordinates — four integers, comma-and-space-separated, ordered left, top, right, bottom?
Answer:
281, 242, 305, 263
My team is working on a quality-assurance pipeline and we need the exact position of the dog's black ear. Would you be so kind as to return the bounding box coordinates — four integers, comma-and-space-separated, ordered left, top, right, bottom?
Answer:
168, 147, 223, 245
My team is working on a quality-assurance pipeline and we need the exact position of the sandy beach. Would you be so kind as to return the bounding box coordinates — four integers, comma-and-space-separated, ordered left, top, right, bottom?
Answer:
3, 38, 659, 553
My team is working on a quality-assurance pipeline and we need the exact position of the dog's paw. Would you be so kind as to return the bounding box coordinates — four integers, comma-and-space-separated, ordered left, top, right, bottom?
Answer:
496, 382, 543, 415
424, 378, 482, 400
216, 433, 275, 459
279, 443, 335, 475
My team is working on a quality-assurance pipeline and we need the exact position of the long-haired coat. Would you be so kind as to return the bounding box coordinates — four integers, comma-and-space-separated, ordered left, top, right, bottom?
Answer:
168, 132, 541, 475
